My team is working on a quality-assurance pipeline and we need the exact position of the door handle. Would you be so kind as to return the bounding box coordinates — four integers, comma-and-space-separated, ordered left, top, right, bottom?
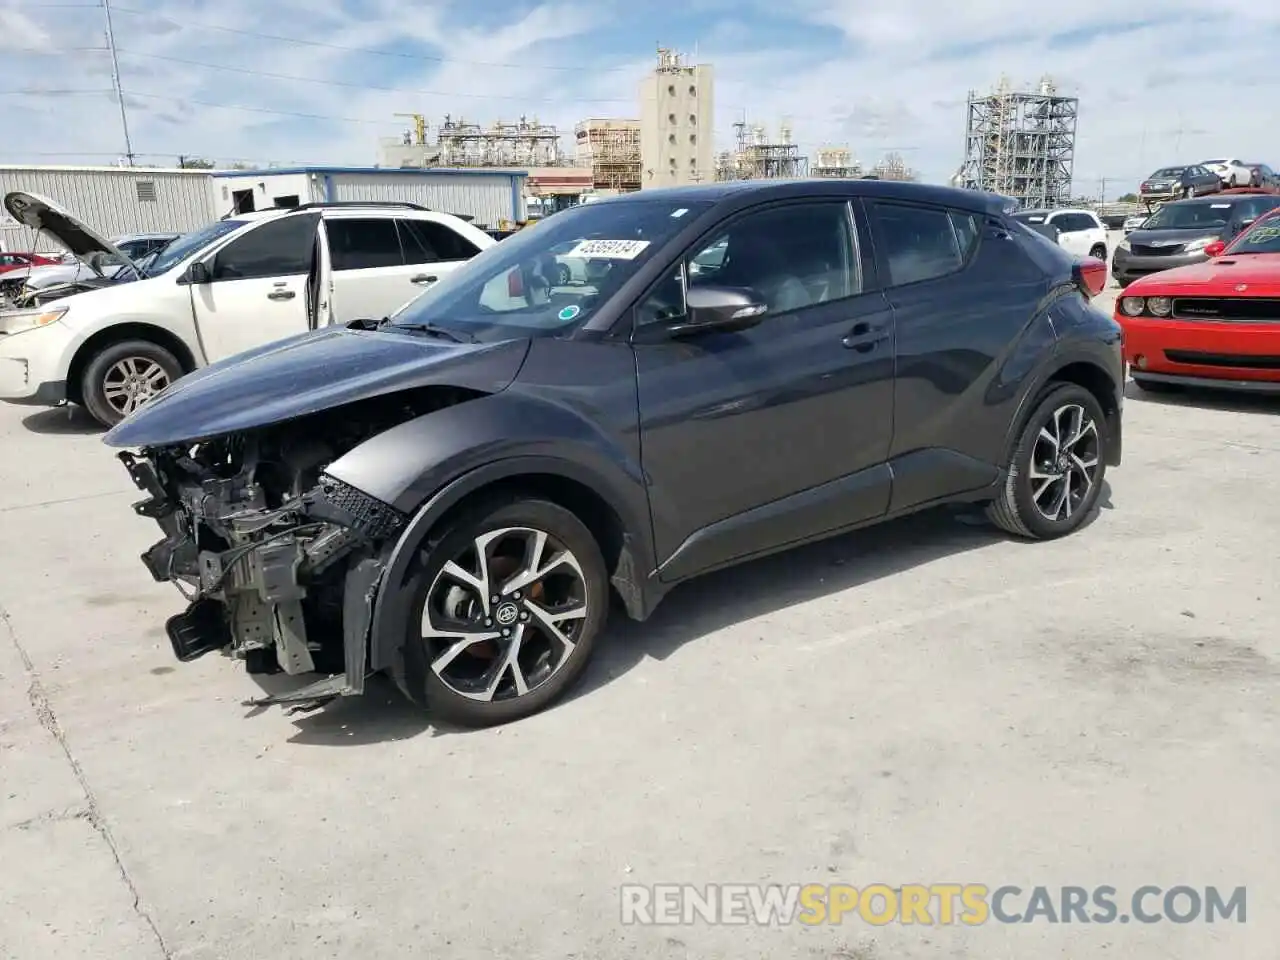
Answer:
410, 274, 438, 285
842, 321, 888, 353
267, 290, 296, 301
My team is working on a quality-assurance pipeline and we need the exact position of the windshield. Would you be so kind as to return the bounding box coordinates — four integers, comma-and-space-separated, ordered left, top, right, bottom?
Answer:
144, 219, 248, 277
1149, 168, 1185, 178
386, 199, 712, 340
1140, 203, 1230, 231
1227, 216, 1280, 254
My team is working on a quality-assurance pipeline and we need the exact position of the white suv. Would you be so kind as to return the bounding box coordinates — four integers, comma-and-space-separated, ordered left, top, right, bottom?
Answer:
0, 194, 495, 426
1012, 208, 1108, 260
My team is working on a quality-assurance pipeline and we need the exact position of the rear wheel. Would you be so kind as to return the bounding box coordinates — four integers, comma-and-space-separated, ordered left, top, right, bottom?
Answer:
80, 339, 183, 427
986, 383, 1108, 540
392, 497, 609, 727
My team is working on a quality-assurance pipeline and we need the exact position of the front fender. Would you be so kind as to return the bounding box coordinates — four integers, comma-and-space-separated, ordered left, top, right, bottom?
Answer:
324, 390, 648, 518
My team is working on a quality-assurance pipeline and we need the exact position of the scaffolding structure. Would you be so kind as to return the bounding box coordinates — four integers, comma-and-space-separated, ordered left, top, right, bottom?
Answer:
714, 120, 808, 180
956, 75, 1078, 208
868, 151, 919, 182
575, 119, 641, 191
436, 114, 564, 167
811, 146, 863, 178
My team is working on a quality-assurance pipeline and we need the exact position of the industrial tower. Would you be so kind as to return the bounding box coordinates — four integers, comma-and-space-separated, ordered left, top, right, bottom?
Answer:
955, 76, 1078, 209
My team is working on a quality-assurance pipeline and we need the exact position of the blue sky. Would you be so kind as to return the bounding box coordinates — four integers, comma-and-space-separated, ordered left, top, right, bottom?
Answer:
2, 0, 1279, 195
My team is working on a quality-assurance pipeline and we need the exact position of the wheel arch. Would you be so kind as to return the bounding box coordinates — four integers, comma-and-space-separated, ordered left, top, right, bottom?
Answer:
364, 454, 661, 675
65, 322, 197, 404
1002, 352, 1122, 469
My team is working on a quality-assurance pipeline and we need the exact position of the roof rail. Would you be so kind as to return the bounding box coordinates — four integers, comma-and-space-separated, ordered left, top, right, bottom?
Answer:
292, 200, 430, 211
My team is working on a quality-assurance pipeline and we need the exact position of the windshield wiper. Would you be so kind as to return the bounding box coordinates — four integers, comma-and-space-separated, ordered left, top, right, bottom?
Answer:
390, 320, 477, 343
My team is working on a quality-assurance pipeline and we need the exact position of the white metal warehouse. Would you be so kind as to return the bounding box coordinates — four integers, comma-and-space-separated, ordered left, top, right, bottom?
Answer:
208, 167, 529, 229
0, 165, 217, 253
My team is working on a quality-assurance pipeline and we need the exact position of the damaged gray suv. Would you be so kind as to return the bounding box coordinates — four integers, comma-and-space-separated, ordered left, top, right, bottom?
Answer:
105, 179, 1124, 727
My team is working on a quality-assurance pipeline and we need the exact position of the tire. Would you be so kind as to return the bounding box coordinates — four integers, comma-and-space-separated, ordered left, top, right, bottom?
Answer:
555, 263, 571, 286
986, 383, 1108, 541
1088, 243, 1107, 260
392, 496, 609, 727
80, 339, 184, 427
1115, 277, 1132, 289
1227, 175, 1237, 188
1131, 375, 1182, 395
1183, 186, 1194, 199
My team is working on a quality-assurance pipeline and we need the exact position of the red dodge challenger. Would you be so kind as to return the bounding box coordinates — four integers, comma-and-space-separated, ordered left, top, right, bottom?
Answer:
1116, 207, 1280, 394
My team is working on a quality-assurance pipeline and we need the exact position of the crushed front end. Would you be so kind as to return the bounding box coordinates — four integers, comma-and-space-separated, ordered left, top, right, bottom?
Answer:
118, 431, 407, 706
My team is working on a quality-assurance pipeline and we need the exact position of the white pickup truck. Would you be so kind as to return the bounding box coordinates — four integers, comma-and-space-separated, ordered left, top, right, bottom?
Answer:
0, 193, 496, 426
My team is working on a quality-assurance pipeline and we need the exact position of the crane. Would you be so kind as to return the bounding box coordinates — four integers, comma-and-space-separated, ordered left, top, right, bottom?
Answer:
395, 113, 427, 146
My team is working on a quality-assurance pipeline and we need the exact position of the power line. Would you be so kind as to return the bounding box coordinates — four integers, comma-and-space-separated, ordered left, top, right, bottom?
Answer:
115, 49, 633, 103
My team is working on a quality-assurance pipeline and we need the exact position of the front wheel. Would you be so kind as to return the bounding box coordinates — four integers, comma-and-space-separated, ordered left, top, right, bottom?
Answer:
81, 339, 183, 427
1089, 243, 1107, 260
1183, 186, 1194, 199
392, 497, 609, 727
986, 383, 1108, 540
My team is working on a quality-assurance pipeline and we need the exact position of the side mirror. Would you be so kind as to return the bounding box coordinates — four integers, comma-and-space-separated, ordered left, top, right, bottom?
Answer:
1204, 240, 1227, 258
179, 260, 212, 285
667, 285, 768, 336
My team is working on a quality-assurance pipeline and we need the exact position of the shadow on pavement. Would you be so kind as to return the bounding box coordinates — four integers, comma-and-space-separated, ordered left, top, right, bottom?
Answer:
1124, 379, 1280, 414
259, 491, 1115, 746
21, 405, 105, 435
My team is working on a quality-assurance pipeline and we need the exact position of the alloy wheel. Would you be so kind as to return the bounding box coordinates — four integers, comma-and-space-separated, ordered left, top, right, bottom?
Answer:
1027, 403, 1100, 522
421, 526, 589, 702
102, 356, 172, 416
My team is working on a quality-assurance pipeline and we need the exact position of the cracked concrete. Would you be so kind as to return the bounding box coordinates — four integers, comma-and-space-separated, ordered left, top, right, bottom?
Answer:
0, 275, 1277, 959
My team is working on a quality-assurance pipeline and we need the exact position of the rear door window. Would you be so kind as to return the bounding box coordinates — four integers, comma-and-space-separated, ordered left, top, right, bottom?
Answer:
399, 219, 482, 263
325, 217, 404, 271
871, 202, 965, 286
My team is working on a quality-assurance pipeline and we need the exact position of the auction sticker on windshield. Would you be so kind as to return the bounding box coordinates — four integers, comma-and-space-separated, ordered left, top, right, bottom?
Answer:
567, 239, 651, 259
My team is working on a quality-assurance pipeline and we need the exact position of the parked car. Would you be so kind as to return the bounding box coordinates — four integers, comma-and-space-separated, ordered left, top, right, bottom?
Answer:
0, 251, 59, 274
1111, 192, 1280, 287
1122, 214, 1149, 235
1243, 163, 1280, 188
101, 179, 1124, 728
1138, 165, 1221, 201
1011, 208, 1108, 259
0, 194, 495, 426
1200, 158, 1255, 188
0, 232, 179, 306
1116, 205, 1280, 394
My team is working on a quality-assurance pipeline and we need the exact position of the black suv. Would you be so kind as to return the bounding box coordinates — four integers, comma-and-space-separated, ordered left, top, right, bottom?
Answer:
105, 180, 1125, 727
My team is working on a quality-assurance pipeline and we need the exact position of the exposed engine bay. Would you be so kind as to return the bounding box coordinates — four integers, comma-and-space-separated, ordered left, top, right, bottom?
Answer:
117, 389, 477, 702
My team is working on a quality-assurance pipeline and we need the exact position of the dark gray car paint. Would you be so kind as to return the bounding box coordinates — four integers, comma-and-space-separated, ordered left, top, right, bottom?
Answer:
107, 179, 1124, 678
103, 326, 531, 447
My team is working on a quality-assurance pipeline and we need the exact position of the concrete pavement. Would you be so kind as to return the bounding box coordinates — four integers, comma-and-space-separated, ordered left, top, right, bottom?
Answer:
2, 277, 1277, 959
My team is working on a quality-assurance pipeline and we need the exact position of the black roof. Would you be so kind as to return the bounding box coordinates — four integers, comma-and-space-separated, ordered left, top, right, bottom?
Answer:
1168, 193, 1276, 206
596, 179, 1008, 217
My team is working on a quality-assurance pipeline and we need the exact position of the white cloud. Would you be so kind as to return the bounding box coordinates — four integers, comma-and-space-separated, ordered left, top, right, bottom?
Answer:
2, 0, 1279, 196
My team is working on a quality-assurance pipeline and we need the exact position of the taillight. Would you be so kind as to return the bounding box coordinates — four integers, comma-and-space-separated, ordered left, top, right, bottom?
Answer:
507, 268, 523, 298
1075, 257, 1107, 298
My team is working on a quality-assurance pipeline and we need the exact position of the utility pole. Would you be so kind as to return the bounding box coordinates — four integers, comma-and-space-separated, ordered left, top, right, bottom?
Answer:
102, 0, 135, 166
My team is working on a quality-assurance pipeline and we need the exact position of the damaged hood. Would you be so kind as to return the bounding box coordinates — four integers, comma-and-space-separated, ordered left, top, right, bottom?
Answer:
3, 191, 139, 275
103, 325, 531, 448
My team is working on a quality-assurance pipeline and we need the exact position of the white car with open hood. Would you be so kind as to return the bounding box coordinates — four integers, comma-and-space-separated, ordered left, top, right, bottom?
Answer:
0, 192, 495, 426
